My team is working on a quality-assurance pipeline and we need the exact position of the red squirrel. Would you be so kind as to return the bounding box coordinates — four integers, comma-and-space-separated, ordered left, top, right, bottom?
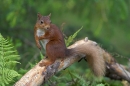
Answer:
34, 13, 105, 77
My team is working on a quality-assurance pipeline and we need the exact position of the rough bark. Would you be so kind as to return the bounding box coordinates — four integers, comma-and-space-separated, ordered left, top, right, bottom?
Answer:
14, 37, 130, 86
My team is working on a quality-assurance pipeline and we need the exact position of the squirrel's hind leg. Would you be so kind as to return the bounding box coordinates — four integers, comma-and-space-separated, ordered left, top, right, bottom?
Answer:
39, 58, 55, 67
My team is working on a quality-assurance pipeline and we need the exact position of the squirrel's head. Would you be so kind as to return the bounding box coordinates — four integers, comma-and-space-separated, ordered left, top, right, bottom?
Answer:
36, 13, 51, 30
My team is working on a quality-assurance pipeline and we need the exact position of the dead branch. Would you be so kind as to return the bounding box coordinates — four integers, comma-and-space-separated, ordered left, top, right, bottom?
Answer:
14, 37, 130, 86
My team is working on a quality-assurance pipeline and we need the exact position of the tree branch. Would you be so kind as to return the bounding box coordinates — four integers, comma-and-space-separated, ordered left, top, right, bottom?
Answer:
15, 37, 130, 86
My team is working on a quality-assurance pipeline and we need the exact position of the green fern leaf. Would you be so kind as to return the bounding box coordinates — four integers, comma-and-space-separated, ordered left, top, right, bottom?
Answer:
65, 26, 83, 46
4, 55, 20, 61
0, 68, 19, 85
5, 61, 20, 68
0, 34, 20, 86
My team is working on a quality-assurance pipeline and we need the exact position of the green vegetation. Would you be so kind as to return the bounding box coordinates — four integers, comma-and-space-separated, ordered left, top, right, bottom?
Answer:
65, 26, 83, 46
0, 0, 130, 85
0, 34, 20, 86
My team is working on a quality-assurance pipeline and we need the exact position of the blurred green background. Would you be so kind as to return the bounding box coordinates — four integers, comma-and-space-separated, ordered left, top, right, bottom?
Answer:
0, 0, 130, 84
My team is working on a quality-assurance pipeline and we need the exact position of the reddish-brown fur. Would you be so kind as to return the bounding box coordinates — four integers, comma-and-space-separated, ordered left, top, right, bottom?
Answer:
34, 13, 67, 66
39, 24, 67, 65
34, 13, 51, 50
34, 13, 105, 77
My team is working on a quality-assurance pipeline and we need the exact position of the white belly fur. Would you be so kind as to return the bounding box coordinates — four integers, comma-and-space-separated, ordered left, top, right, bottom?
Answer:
36, 29, 49, 49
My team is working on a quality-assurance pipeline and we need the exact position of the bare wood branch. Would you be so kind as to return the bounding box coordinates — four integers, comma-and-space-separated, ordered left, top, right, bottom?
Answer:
15, 37, 130, 86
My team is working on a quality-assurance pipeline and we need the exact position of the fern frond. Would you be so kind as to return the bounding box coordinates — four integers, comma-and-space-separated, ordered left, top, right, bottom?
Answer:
5, 61, 20, 68
0, 34, 20, 86
0, 68, 20, 85
65, 26, 83, 46
4, 55, 20, 61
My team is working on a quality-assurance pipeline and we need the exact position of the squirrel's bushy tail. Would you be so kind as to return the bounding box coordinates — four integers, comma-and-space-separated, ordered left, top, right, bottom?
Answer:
74, 41, 105, 77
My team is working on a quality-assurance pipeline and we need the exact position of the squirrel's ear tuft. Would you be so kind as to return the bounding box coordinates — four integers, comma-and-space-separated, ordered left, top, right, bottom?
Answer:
48, 13, 51, 17
37, 13, 42, 20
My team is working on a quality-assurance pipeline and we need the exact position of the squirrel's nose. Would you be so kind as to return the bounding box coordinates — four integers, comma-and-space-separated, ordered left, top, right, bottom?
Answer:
47, 27, 49, 30
45, 25, 50, 30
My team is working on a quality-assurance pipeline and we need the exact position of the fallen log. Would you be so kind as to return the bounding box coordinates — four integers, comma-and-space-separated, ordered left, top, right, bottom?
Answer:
15, 37, 130, 86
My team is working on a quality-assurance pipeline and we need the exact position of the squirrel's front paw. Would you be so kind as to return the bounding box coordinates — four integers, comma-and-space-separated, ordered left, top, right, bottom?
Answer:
37, 45, 41, 50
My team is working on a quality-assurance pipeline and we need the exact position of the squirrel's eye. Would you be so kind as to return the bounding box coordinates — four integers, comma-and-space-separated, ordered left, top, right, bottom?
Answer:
41, 20, 44, 24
